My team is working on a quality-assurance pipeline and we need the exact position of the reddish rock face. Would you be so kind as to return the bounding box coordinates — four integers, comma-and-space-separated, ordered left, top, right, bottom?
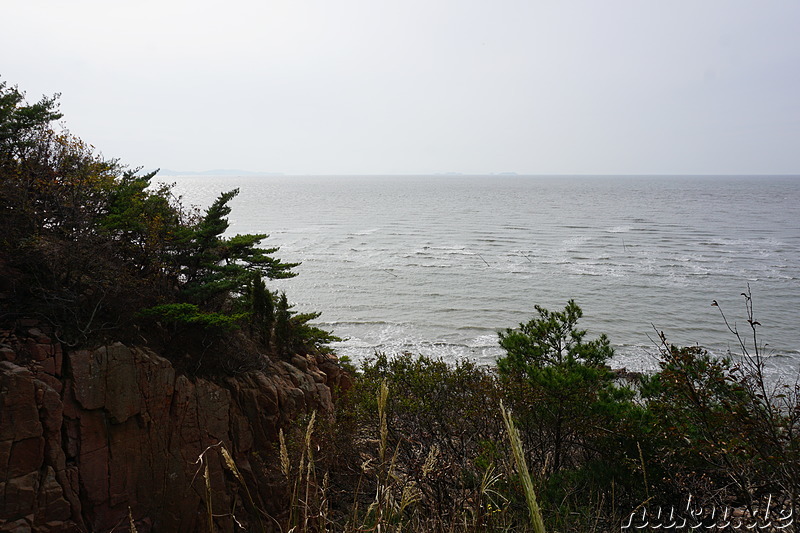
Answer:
0, 322, 347, 532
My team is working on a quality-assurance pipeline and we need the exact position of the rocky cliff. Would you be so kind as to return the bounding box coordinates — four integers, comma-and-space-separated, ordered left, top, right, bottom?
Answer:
0, 320, 351, 532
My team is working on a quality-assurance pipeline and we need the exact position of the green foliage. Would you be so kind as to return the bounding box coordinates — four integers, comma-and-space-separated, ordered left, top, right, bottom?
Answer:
498, 299, 613, 373
290, 311, 342, 352
175, 188, 299, 306
139, 303, 245, 330
497, 301, 622, 474
269, 292, 341, 356
248, 274, 275, 346
494, 301, 652, 528
287, 298, 799, 531
323, 353, 517, 530
0, 79, 62, 165
0, 79, 336, 365
274, 292, 292, 354
323, 343, 647, 531
638, 338, 800, 510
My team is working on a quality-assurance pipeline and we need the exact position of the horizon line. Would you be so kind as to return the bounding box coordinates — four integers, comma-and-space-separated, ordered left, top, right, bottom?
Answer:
152, 169, 800, 178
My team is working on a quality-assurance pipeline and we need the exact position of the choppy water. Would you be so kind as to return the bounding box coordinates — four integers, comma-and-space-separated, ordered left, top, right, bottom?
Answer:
163, 175, 800, 376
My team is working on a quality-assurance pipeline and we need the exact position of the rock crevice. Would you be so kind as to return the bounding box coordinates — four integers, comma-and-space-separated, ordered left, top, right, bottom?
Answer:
0, 322, 350, 532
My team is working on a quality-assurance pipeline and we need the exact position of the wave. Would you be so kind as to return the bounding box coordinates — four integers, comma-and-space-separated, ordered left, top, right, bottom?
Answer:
173, 175, 800, 374
606, 225, 633, 233
318, 320, 411, 327
348, 228, 381, 236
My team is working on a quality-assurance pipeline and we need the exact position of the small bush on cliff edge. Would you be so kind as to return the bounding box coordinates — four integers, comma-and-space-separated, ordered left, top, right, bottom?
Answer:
0, 78, 335, 372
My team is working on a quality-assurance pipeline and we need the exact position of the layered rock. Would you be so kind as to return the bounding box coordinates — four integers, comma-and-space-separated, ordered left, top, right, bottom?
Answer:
0, 321, 351, 532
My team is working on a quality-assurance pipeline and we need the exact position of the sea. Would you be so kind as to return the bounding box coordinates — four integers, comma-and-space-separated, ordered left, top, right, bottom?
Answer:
162, 174, 800, 378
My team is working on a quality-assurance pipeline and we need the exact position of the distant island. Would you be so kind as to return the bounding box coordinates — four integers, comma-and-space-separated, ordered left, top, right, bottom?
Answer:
432, 171, 520, 176
154, 168, 285, 176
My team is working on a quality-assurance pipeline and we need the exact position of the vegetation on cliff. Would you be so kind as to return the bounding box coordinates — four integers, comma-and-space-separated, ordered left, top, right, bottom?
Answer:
0, 78, 347, 532
286, 295, 798, 532
0, 79, 336, 374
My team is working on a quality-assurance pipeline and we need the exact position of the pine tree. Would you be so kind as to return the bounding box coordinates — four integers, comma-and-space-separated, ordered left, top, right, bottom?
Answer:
175, 189, 299, 307
250, 274, 275, 347
497, 301, 616, 474
275, 292, 292, 356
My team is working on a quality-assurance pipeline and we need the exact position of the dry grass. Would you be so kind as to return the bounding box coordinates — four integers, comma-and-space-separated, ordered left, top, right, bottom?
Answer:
500, 401, 546, 533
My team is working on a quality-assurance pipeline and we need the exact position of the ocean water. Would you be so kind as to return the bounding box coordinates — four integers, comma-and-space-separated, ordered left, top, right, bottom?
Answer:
163, 175, 800, 376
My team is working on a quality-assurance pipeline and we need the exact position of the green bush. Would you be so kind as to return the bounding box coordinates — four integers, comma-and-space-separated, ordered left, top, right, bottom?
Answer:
497, 301, 644, 509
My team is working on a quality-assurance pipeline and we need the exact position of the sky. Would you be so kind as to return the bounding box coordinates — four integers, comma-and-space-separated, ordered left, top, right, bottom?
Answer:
3, 1, 799, 175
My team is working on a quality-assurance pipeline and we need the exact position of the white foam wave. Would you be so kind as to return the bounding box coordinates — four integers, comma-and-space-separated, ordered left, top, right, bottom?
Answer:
349, 228, 381, 236
606, 225, 633, 233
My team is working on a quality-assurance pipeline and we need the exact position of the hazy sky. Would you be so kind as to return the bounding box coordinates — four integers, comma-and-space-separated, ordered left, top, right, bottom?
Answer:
3, 1, 799, 175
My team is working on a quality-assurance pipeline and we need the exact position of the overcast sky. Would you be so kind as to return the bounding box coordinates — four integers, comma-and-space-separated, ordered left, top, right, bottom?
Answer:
3, 1, 799, 175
